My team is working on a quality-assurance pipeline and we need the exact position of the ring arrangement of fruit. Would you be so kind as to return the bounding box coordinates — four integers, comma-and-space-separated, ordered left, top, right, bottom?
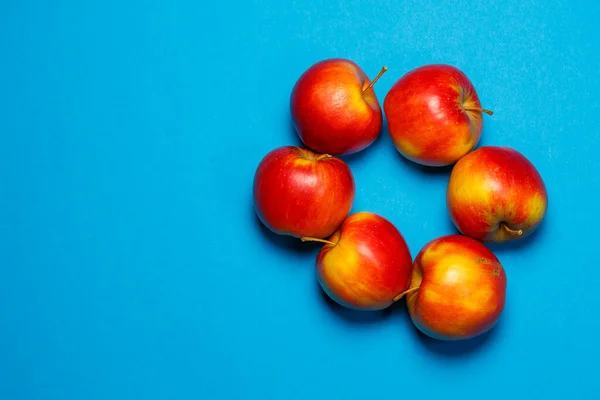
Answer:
252, 58, 548, 341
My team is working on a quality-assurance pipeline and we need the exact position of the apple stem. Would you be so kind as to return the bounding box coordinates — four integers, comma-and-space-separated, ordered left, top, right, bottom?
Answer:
315, 154, 333, 161
464, 107, 494, 116
501, 223, 523, 236
393, 285, 420, 302
300, 237, 336, 246
362, 66, 388, 94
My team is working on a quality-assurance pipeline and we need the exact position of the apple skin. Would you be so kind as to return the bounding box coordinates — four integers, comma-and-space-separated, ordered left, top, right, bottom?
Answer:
383, 64, 490, 167
290, 58, 383, 156
315, 212, 413, 311
406, 235, 507, 341
447, 146, 548, 243
253, 146, 355, 239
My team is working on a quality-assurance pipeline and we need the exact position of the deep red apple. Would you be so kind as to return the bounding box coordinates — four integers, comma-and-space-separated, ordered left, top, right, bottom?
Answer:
447, 146, 548, 242
305, 212, 413, 311
406, 235, 507, 340
383, 64, 492, 166
290, 58, 387, 155
253, 146, 355, 239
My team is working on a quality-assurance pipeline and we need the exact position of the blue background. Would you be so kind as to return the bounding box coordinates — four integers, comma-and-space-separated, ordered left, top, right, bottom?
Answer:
1, 0, 598, 399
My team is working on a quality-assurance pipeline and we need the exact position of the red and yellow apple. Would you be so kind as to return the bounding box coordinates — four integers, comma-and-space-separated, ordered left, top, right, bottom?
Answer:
406, 235, 507, 340
308, 212, 413, 311
447, 146, 548, 243
383, 64, 492, 166
253, 146, 355, 239
290, 58, 387, 155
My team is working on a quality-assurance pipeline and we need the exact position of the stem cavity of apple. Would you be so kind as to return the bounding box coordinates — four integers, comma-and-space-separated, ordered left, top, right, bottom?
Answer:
362, 66, 388, 94
501, 223, 523, 236
393, 285, 420, 302
464, 107, 494, 116
300, 237, 336, 246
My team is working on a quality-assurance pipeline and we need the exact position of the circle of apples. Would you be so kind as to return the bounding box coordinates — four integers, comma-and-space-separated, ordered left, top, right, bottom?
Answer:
252, 58, 548, 342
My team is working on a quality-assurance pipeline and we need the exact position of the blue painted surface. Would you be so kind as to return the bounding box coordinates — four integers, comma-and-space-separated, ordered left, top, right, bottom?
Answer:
1, 1, 598, 398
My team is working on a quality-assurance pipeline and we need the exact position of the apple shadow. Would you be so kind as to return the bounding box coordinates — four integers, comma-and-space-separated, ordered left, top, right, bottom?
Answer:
412, 320, 501, 357
392, 146, 455, 176
316, 281, 397, 324
408, 293, 508, 358
250, 203, 321, 255
338, 141, 380, 165
338, 120, 390, 165
287, 120, 305, 147
445, 215, 461, 235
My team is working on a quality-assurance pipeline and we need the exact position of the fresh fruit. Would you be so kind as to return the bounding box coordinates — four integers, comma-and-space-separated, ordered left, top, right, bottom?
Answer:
446, 146, 548, 243
406, 235, 507, 341
305, 212, 413, 311
290, 58, 387, 155
383, 64, 492, 166
253, 146, 355, 239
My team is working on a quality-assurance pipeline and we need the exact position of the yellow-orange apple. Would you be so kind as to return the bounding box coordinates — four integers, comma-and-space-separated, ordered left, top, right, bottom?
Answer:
253, 146, 355, 239
383, 64, 492, 166
305, 212, 413, 311
406, 235, 507, 340
447, 146, 548, 242
290, 58, 387, 155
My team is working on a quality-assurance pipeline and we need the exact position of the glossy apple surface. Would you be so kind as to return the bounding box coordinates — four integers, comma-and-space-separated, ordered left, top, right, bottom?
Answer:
406, 235, 507, 340
447, 146, 548, 242
253, 146, 355, 239
314, 212, 413, 311
383, 64, 491, 166
290, 58, 385, 155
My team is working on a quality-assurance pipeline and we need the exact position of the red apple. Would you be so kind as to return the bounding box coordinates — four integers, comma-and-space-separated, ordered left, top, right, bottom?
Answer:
253, 146, 355, 239
383, 64, 492, 166
290, 58, 387, 155
406, 235, 507, 340
447, 146, 548, 242
307, 212, 413, 311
